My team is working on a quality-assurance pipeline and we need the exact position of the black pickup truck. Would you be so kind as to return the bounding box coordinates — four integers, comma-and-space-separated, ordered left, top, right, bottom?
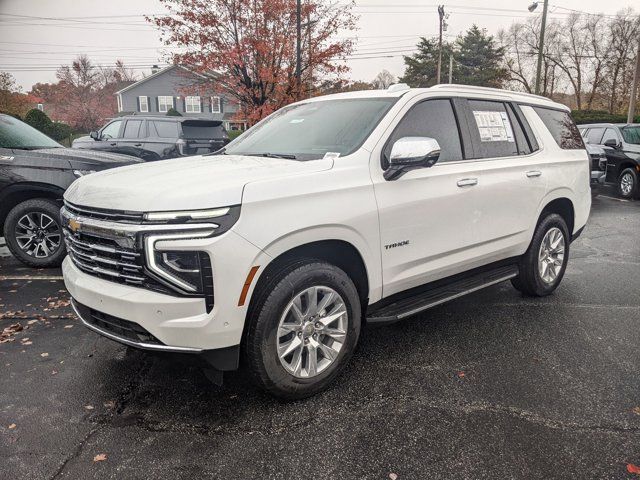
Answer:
0, 114, 141, 267
72, 116, 230, 161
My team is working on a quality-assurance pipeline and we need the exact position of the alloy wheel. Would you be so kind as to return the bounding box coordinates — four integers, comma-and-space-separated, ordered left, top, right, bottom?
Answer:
277, 286, 348, 378
538, 227, 565, 284
620, 173, 634, 196
14, 212, 61, 258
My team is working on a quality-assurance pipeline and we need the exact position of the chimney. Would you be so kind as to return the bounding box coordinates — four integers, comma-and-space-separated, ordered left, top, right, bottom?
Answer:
151, 64, 160, 74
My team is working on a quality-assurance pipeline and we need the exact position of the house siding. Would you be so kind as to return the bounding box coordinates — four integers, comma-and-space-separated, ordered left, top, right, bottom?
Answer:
117, 66, 242, 125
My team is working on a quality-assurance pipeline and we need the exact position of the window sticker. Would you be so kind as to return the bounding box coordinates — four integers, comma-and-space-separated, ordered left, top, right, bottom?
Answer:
473, 110, 515, 143
323, 152, 341, 159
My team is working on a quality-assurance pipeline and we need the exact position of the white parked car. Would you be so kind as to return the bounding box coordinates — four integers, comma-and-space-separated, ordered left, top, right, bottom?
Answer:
61, 84, 591, 399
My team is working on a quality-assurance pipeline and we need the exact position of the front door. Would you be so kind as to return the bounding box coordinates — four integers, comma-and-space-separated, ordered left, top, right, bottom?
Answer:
371, 97, 482, 297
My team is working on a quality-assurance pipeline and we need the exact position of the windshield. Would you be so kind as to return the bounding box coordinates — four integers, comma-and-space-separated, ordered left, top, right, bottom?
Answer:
621, 126, 640, 145
224, 98, 397, 160
0, 115, 62, 149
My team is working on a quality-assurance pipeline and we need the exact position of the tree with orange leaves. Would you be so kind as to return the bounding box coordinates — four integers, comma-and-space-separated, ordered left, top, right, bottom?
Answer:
150, 0, 357, 124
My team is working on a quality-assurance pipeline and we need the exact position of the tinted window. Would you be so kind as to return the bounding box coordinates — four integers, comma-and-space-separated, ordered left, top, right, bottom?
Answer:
601, 128, 619, 145
383, 99, 462, 167
149, 121, 179, 138
506, 104, 533, 155
181, 121, 225, 139
533, 107, 584, 149
101, 120, 123, 139
621, 126, 640, 145
0, 115, 61, 149
123, 120, 143, 139
466, 100, 519, 158
586, 127, 605, 144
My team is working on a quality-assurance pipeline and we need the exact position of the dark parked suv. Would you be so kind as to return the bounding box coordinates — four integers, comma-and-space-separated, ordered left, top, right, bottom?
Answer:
0, 114, 141, 267
578, 123, 640, 198
72, 116, 230, 161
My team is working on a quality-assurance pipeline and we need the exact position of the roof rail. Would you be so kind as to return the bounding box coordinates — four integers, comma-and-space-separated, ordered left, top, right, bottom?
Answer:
387, 83, 410, 93
430, 84, 550, 102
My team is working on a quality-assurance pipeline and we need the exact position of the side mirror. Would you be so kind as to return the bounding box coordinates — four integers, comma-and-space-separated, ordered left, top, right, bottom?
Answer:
384, 137, 441, 181
89, 131, 100, 141
603, 138, 620, 149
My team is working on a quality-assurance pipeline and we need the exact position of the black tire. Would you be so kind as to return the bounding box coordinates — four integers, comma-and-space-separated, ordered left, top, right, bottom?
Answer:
3, 198, 66, 268
511, 213, 570, 297
244, 260, 361, 400
617, 167, 639, 199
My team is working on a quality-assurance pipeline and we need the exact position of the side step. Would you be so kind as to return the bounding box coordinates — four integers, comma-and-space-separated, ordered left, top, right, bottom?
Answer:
366, 264, 518, 325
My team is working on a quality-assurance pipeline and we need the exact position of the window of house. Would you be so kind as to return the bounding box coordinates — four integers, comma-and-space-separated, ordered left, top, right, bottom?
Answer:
123, 120, 144, 139
185, 96, 201, 113
37, 104, 44, 111
101, 120, 123, 139
158, 96, 174, 113
532, 107, 584, 149
117, 95, 122, 113
383, 99, 463, 168
211, 96, 221, 113
138, 96, 149, 113
149, 120, 179, 138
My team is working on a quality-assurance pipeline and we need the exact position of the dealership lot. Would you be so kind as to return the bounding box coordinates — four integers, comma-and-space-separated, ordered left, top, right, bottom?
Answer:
1, 194, 639, 480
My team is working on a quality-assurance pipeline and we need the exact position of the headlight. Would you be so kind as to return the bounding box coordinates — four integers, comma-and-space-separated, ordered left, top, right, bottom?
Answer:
73, 169, 96, 177
144, 208, 229, 222
153, 250, 204, 292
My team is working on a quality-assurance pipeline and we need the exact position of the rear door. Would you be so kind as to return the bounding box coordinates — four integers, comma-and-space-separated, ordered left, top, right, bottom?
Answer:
601, 127, 627, 183
456, 98, 547, 261
147, 120, 180, 160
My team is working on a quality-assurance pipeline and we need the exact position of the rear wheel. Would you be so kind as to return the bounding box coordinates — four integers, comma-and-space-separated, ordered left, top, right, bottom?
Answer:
511, 213, 569, 297
3, 199, 65, 268
244, 260, 361, 400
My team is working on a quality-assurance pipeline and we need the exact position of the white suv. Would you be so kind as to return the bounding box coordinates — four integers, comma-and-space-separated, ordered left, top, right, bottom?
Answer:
61, 84, 590, 399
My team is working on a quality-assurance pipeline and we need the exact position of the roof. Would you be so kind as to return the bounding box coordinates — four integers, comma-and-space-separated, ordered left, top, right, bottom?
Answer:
304, 83, 566, 110
577, 123, 639, 128
110, 115, 221, 123
114, 64, 209, 95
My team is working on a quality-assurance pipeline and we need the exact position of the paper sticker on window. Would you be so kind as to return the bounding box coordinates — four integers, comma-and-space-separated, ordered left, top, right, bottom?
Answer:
323, 152, 340, 159
473, 110, 515, 142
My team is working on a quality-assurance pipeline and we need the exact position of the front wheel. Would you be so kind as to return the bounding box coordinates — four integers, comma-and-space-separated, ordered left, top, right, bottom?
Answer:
3, 198, 66, 268
511, 213, 570, 297
618, 168, 639, 199
244, 261, 361, 400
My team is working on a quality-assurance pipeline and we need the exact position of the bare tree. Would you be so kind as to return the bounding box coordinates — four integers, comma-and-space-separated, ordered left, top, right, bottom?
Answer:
372, 69, 396, 89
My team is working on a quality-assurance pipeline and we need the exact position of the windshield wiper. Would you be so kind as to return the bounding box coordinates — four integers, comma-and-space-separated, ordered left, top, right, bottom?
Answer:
205, 147, 226, 156
258, 152, 297, 159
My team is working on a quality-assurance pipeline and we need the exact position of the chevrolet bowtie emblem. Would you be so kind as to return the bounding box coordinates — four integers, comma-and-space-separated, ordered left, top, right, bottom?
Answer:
68, 218, 81, 233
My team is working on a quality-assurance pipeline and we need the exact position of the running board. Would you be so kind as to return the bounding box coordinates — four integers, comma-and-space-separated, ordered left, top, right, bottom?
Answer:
366, 265, 518, 325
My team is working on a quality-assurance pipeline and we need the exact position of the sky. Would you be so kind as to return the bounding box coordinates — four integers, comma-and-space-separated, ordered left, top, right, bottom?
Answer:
0, 0, 637, 91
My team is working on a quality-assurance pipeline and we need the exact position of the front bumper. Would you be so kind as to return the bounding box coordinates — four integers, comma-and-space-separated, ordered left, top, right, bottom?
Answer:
591, 170, 606, 185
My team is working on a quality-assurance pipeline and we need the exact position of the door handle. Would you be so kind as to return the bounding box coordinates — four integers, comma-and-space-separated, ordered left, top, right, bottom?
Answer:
134, 143, 142, 147
526, 170, 542, 178
109, 142, 117, 146
457, 178, 478, 187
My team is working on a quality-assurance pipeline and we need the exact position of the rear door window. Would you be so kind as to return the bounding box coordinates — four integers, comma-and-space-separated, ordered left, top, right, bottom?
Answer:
465, 100, 520, 158
123, 120, 144, 139
533, 107, 584, 149
149, 121, 179, 139
383, 98, 463, 168
585, 127, 605, 145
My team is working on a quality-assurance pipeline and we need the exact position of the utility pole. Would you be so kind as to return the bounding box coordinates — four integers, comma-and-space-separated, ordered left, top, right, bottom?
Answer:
627, 41, 640, 123
436, 5, 445, 84
307, 9, 312, 98
532, 1, 549, 95
448, 55, 453, 83
296, 0, 302, 97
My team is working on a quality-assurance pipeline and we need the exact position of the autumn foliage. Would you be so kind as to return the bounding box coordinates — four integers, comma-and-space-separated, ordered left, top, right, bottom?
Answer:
150, 0, 357, 123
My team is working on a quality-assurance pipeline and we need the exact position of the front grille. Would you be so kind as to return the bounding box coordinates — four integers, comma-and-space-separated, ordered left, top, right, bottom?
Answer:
79, 302, 162, 345
64, 200, 144, 224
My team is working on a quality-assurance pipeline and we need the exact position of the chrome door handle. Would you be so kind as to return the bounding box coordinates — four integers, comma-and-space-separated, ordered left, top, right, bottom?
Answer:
457, 178, 478, 187
526, 170, 542, 178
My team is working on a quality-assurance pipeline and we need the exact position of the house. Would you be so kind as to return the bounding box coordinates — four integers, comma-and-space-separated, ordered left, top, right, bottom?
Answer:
114, 65, 247, 131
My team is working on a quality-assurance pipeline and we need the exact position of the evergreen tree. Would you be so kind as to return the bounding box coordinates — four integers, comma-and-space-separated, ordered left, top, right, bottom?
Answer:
400, 37, 453, 87
454, 25, 508, 87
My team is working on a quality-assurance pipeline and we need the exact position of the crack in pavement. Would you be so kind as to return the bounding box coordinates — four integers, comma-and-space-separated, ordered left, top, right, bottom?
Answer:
49, 427, 100, 480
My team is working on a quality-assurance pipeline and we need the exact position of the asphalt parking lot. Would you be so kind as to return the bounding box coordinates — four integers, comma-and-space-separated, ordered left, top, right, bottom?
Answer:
1, 193, 640, 480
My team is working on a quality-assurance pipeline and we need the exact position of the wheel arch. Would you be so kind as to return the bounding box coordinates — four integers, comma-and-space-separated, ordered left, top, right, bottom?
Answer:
537, 195, 575, 237
0, 183, 65, 232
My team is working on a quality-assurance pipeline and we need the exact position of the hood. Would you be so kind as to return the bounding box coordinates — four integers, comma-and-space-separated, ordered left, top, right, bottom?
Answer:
64, 154, 333, 211
24, 147, 141, 169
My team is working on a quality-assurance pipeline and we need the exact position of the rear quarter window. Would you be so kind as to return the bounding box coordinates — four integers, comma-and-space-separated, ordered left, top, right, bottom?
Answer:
533, 107, 584, 149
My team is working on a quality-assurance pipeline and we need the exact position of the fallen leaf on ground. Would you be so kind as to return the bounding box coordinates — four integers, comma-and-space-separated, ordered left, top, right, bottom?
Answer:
27, 320, 38, 325
0, 323, 23, 343
103, 400, 116, 409
64, 325, 74, 329
628, 464, 640, 475
632, 407, 640, 416
457, 371, 466, 378
22, 341, 32, 346
93, 454, 107, 462
51, 370, 58, 375
40, 352, 49, 358
8, 424, 16, 429
389, 474, 398, 480
85, 405, 94, 410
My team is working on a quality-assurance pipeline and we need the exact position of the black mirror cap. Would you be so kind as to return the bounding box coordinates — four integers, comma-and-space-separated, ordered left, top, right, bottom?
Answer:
603, 138, 619, 149
383, 152, 439, 181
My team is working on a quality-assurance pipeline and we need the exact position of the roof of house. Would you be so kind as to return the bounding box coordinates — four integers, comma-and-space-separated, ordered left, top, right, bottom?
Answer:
114, 64, 210, 95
